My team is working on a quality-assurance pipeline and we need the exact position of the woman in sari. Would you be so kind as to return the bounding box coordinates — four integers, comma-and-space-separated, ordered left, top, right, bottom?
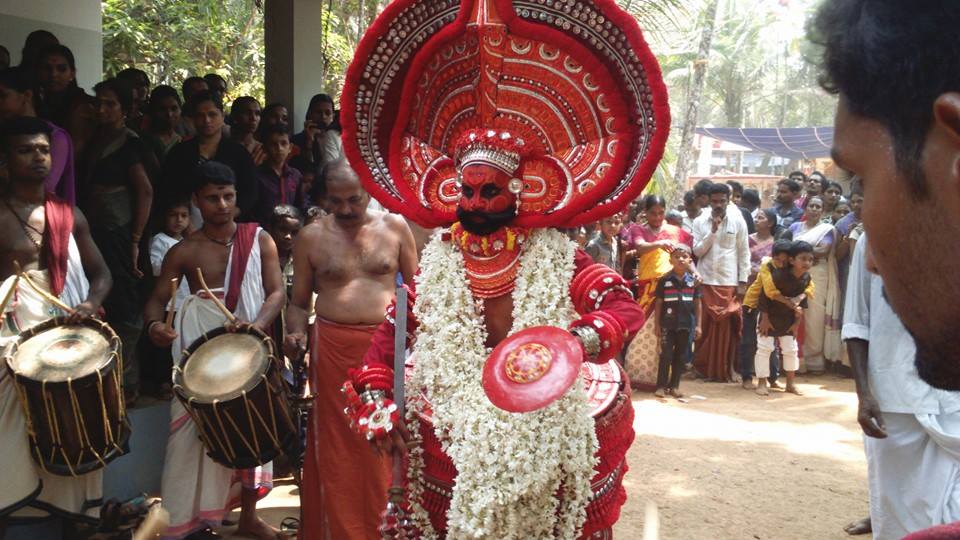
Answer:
624, 195, 693, 389
80, 78, 154, 402
789, 196, 842, 373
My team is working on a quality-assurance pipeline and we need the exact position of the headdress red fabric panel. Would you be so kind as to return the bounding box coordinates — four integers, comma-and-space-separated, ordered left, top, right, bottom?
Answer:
342, 0, 669, 228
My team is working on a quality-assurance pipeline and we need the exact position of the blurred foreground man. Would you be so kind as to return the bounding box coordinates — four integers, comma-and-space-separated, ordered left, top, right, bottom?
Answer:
843, 235, 960, 539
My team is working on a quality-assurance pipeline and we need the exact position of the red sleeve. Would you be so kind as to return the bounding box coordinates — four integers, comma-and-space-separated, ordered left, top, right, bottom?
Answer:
572, 249, 644, 338
355, 282, 418, 395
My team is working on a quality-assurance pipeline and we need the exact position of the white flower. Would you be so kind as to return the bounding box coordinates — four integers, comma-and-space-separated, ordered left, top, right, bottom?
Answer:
405, 228, 598, 539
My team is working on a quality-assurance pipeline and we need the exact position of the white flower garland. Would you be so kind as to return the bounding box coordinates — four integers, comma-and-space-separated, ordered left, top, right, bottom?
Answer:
408, 228, 598, 539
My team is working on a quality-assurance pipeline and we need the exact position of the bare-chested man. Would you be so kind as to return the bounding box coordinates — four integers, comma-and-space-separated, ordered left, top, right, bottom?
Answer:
143, 161, 284, 540
0, 117, 111, 532
284, 158, 417, 540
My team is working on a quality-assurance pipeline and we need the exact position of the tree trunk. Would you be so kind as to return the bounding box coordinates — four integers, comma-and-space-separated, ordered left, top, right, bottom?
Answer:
671, 0, 720, 200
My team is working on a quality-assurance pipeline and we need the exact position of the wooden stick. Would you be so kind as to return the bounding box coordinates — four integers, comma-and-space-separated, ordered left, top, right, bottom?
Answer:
194, 268, 237, 324
0, 274, 20, 319
13, 261, 74, 314
132, 506, 170, 540
164, 278, 178, 329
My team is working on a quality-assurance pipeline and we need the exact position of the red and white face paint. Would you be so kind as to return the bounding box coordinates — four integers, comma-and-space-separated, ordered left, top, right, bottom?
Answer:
457, 163, 517, 214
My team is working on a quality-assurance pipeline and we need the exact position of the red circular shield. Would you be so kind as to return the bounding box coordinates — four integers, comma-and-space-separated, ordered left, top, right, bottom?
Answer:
482, 326, 583, 413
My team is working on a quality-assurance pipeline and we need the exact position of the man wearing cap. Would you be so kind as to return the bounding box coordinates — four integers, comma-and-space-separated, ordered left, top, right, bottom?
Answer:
144, 161, 285, 540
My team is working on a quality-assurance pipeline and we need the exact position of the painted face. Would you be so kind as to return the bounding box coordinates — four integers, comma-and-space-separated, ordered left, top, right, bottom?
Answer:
457, 163, 516, 214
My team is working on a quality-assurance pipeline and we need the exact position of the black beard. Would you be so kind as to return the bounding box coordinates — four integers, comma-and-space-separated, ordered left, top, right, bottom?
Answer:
914, 333, 960, 391
456, 206, 517, 236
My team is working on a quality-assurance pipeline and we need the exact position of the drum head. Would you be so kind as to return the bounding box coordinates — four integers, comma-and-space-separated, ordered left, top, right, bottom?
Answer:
181, 333, 270, 402
9, 325, 113, 382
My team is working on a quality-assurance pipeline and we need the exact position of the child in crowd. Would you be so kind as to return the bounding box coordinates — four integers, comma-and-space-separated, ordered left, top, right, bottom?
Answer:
653, 245, 702, 398
254, 125, 304, 227
585, 214, 623, 271
149, 199, 191, 310
143, 199, 191, 399
266, 204, 303, 300
665, 209, 685, 228
754, 241, 815, 396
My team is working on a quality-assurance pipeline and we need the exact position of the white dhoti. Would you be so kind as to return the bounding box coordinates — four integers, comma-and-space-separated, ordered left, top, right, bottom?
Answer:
160, 230, 273, 539
0, 236, 102, 523
866, 411, 960, 539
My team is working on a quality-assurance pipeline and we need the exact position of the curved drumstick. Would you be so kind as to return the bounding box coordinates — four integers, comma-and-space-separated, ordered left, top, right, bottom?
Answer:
13, 260, 73, 314
194, 268, 238, 324
164, 278, 179, 329
132, 505, 170, 540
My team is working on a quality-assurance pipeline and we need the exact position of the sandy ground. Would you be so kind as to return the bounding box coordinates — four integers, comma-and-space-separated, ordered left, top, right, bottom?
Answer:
219, 373, 868, 540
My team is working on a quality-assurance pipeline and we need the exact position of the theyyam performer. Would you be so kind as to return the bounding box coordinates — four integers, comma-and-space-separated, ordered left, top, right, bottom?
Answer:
337, 0, 669, 538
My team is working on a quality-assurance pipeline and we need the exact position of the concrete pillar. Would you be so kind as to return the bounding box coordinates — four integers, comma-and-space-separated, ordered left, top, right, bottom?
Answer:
265, 0, 327, 133
0, 0, 103, 91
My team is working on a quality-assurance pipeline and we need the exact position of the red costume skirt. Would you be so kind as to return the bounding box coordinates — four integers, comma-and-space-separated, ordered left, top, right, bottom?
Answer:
411, 361, 634, 539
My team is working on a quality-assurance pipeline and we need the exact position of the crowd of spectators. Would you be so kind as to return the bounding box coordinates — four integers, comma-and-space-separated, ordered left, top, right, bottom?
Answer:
0, 31, 342, 403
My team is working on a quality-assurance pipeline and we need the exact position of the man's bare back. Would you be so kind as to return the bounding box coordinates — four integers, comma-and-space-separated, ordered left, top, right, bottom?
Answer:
298, 209, 418, 325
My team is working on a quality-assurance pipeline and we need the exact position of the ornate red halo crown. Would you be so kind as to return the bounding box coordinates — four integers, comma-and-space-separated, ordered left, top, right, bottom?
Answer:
455, 128, 527, 176
341, 0, 670, 229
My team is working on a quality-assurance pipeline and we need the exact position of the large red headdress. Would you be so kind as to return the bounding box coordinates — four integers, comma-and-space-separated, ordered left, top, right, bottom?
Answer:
342, 0, 670, 229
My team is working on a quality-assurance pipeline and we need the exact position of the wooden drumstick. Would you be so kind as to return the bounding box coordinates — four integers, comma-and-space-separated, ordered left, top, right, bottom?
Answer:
13, 261, 74, 314
194, 268, 238, 324
164, 278, 178, 329
132, 506, 170, 540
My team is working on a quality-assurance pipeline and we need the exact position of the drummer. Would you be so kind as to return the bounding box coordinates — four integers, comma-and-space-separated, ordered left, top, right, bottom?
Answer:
143, 161, 285, 540
0, 117, 112, 531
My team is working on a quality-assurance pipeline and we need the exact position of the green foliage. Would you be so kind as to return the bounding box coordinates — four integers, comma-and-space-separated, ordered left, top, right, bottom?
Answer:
102, 0, 265, 102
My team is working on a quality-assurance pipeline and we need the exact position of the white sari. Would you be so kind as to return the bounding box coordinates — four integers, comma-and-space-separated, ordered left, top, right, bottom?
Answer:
793, 221, 843, 371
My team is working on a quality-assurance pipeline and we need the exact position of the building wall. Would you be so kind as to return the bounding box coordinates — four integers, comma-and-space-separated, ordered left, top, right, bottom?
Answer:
0, 0, 103, 92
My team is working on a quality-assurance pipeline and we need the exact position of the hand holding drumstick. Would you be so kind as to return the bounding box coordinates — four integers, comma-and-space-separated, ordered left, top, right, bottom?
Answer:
148, 278, 181, 347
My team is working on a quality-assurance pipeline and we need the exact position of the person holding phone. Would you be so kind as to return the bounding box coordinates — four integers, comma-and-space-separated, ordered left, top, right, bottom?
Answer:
691, 183, 750, 382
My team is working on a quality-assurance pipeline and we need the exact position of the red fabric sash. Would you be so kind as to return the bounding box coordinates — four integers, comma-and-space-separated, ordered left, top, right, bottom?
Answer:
224, 223, 259, 312
43, 195, 74, 297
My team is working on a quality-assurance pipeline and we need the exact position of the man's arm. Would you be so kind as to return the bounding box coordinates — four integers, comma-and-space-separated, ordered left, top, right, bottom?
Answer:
736, 219, 750, 287
283, 225, 317, 357
692, 219, 715, 258
251, 230, 285, 331
143, 240, 183, 346
842, 236, 885, 438
129, 162, 154, 278
389, 214, 419, 285
694, 290, 703, 340
71, 207, 111, 320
